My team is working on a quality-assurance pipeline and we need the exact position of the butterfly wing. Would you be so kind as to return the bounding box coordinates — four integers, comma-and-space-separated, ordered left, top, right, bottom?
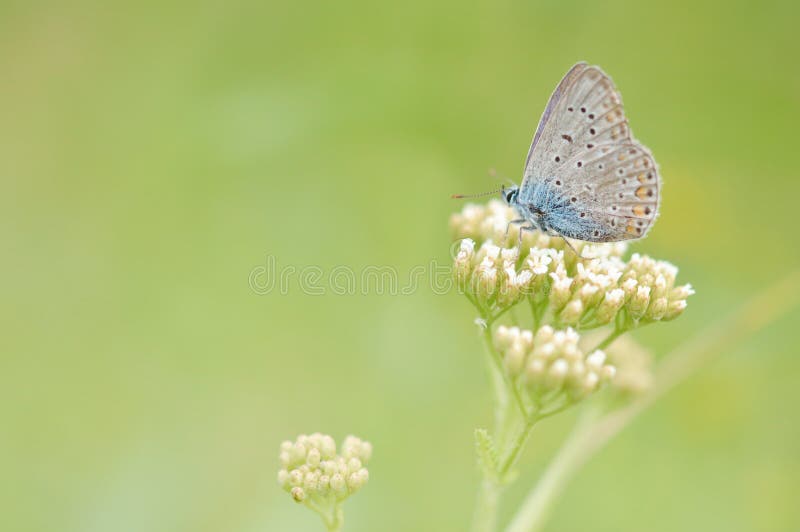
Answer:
520, 63, 660, 242
523, 62, 589, 171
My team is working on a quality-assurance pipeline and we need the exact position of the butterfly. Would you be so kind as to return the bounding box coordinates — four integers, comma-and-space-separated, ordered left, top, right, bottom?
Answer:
460, 62, 661, 249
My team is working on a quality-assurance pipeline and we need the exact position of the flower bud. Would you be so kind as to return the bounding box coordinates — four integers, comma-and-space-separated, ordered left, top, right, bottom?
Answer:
663, 299, 688, 321
307, 448, 321, 468
582, 371, 600, 393
549, 267, 574, 310
647, 297, 668, 321
596, 288, 625, 324
629, 285, 651, 319
278, 469, 290, 488
291, 487, 306, 502
330, 473, 346, 493
504, 342, 527, 376
546, 358, 569, 389
585, 350, 607, 372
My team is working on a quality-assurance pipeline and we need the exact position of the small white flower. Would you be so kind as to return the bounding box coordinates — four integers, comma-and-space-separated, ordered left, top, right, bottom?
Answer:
451, 200, 692, 327
549, 266, 574, 310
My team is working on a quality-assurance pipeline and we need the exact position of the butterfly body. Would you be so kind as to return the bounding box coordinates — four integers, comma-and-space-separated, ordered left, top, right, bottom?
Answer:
503, 62, 661, 244
507, 181, 613, 242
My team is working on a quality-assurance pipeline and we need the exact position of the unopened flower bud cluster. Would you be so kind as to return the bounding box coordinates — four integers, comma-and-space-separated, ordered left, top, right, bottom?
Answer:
604, 335, 655, 395
278, 433, 371, 504
451, 200, 694, 326
494, 325, 616, 400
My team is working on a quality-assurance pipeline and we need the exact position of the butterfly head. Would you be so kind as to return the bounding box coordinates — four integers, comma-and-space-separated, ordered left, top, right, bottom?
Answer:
501, 184, 520, 206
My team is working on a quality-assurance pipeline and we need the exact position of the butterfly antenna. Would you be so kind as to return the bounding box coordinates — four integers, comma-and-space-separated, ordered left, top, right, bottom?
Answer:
451, 188, 502, 199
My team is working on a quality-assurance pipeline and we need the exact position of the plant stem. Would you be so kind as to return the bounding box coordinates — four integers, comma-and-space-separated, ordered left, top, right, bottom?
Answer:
504, 406, 600, 532
472, 479, 502, 532
497, 414, 538, 477
505, 270, 800, 532
326, 504, 343, 532
592, 326, 624, 352
305, 499, 344, 532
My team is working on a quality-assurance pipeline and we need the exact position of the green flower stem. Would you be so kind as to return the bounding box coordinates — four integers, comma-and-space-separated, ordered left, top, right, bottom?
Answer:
328, 505, 344, 532
529, 299, 539, 330
592, 326, 626, 352
473, 479, 502, 532
505, 270, 800, 532
496, 414, 538, 478
305, 499, 343, 532
496, 397, 577, 481
504, 406, 601, 532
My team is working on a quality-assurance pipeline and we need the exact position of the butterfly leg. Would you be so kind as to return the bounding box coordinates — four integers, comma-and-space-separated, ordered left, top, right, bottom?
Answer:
505, 219, 528, 242
556, 235, 594, 260
558, 236, 578, 256
542, 227, 584, 259
516, 224, 537, 254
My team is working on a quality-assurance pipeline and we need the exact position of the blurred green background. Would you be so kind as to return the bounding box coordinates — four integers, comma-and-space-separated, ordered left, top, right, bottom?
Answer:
2, 0, 799, 531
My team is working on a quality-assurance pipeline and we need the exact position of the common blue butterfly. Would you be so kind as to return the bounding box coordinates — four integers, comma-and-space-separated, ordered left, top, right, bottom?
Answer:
459, 63, 661, 246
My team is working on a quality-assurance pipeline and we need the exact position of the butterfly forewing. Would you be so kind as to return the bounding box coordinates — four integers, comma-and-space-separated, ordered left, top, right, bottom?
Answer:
523, 62, 588, 171
521, 63, 660, 242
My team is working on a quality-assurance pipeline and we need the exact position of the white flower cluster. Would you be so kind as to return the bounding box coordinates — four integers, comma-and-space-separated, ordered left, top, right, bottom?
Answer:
620, 253, 695, 322
494, 325, 616, 400
451, 200, 694, 326
278, 433, 371, 504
